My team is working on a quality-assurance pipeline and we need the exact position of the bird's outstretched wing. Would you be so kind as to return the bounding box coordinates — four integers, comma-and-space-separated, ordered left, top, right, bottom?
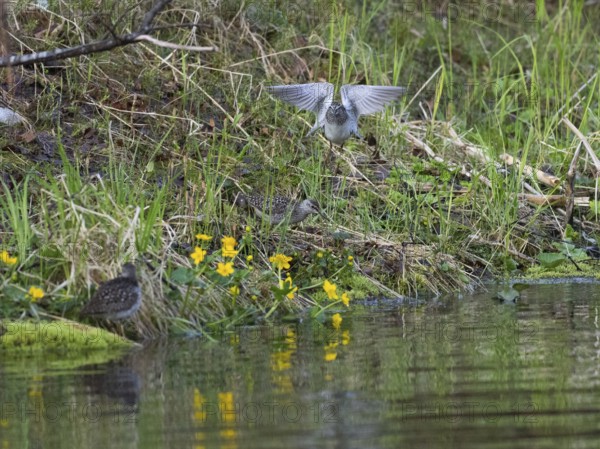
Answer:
341, 85, 406, 117
266, 83, 334, 135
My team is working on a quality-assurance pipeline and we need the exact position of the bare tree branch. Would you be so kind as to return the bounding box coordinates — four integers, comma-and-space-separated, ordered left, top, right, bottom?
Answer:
0, 0, 216, 68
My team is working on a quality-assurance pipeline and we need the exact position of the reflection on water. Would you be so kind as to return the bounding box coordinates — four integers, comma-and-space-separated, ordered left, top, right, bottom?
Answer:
2, 282, 600, 448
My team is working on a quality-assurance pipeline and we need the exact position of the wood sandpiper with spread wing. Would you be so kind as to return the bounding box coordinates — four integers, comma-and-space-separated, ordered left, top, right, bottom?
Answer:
266, 82, 406, 153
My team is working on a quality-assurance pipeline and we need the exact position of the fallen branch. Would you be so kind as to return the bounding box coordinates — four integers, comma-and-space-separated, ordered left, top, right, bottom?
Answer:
499, 153, 561, 188
403, 126, 442, 161
445, 125, 492, 164
518, 193, 589, 208
519, 194, 566, 207
0, 0, 216, 68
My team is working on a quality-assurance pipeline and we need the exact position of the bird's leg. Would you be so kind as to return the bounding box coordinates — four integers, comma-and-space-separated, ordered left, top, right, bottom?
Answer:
362, 133, 380, 160
103, 319, 117, 334
324, 140, 333, 168
371, 145, 380, 160
332, 144, 342, 174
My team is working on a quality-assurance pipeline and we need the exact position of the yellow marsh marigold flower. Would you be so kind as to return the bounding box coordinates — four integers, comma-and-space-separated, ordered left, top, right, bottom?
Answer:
332, 313, 342, 330
246, 255, 253, 263
221, 236, 238, 258
28, 286, 44, 302
190, 247, 207, 265
222, 236, 237, 249
323, 280, 338, 300
196, 233, 212, 241
269, 254, 292, 270
229, 285, 240, 296
0, 250, 17, 266
222, 247, 239, 258
279, 276, 298, 300
216, 262, 234, 277
316, 252, 324, 258
341, 292, 350, 307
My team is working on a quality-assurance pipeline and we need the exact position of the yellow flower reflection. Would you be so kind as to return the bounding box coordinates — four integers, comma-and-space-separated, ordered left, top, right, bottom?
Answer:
218, 392, 236, 423
324, 342, 338, 362
193, 388, 207, 423
332, 313, 342, 329
342, 330, 351, 345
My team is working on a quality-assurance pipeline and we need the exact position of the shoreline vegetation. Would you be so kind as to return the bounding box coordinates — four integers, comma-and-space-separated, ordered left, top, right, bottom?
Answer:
1, 0, 599, 341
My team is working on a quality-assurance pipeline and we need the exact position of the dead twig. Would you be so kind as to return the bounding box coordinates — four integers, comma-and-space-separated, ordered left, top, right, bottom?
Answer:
133, 34, 216, 52
499, 153, 561, 188
0, 0, 216, 68
0, 0, 14, 87
518, 194, 565, 207
564, 141, 584, 231
561, 117, 600, 177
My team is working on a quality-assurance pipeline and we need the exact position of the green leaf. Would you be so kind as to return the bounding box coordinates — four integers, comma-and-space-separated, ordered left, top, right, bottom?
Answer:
2, 285, 24, 302
502, 256, 518, 272
564, 224, 579, 241
553, 242, 587, 259
459, 274, 470, 284
537, 252, 566, 269
170, 267, 196, 284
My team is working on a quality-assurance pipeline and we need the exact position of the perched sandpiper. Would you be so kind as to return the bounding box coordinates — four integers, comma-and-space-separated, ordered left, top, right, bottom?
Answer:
234, 193, 322, 225
266, 82, 406, 152
80, 263, 142, 320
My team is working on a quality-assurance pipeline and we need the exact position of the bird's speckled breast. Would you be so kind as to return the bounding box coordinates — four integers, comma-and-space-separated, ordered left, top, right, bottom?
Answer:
324, 102, 354, 145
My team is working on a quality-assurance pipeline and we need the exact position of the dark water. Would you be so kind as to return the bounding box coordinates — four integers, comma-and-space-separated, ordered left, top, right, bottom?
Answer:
3, 282, 600, 448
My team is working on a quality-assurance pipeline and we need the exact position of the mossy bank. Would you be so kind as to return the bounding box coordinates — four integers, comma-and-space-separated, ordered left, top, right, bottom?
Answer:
1, 0, 599, 338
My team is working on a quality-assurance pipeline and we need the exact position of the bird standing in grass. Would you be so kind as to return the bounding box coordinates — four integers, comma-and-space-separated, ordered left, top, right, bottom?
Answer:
266, 82, 406, 155
80, 263, 142, 321
234, 193, 322, 225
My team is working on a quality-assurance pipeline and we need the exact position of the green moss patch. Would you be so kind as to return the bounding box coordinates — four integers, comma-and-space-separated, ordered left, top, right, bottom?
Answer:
0, 320, 137, 356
